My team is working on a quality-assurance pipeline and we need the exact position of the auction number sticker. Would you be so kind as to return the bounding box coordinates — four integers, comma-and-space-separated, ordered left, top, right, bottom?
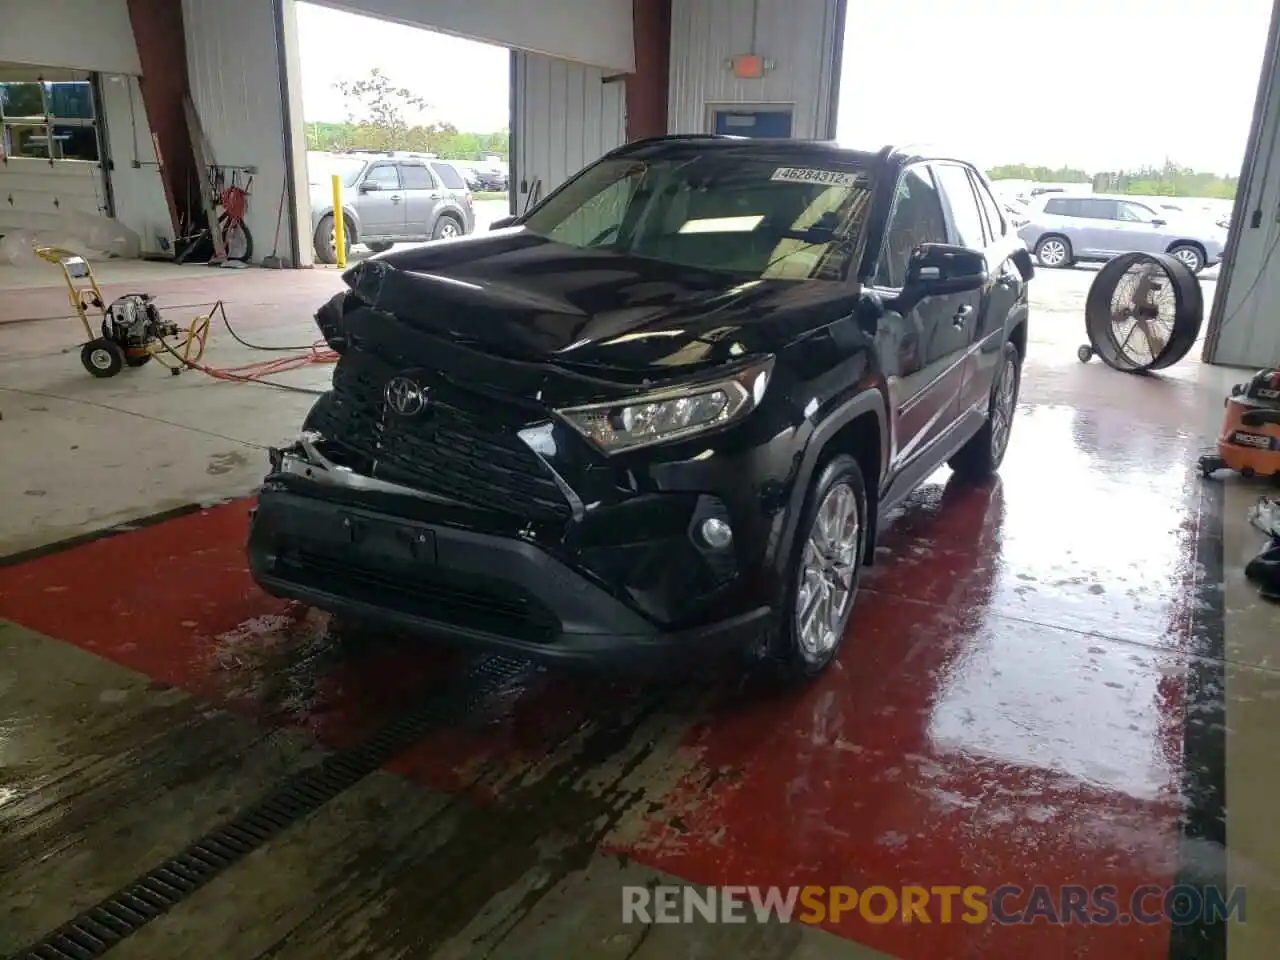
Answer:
771, 167, 863, 186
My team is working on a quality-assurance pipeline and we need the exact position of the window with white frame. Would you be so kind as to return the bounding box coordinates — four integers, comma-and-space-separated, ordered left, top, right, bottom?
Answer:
0, 67, 100, 163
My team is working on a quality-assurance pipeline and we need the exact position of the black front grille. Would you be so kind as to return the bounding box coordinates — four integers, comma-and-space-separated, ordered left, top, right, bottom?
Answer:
282, 549, 560, 643
313, 355, 572, 522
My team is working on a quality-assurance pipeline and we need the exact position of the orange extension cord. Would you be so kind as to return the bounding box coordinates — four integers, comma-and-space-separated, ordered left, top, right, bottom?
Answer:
156, 300, 338, 394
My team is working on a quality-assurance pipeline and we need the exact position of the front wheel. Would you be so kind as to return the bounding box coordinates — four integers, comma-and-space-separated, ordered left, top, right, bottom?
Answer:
763, 455, 868, 679
949, 340, 1022, 480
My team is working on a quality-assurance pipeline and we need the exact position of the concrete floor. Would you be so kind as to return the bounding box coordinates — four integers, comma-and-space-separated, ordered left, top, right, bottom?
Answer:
0, 261, 1276, 959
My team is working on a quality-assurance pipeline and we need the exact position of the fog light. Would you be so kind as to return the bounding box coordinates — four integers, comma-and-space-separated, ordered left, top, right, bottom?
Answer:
699, 517, 733, 549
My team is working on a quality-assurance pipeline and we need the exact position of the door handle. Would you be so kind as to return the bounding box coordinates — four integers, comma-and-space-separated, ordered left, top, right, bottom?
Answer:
390, 195, 402, 202
952, 305, 973, 326
428, 192, 442, 199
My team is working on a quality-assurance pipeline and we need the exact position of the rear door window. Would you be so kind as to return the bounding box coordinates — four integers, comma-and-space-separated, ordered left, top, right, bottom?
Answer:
970, 172, 1006, 242
430, 162, 467, 190
931, 162, 987, 248
398, 163, 435, 190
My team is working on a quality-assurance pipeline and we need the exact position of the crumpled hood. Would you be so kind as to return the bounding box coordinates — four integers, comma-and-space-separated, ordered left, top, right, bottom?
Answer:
342, 231, 853, 373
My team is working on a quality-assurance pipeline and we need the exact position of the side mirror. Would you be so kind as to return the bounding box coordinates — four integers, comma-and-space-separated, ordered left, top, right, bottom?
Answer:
489, 215, 519, 230
1151, 218, 1167, 227
901, 243, 987, 304
358, 181, 381, 193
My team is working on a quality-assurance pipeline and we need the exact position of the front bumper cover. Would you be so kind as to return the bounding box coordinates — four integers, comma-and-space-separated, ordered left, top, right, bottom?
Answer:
248, 450, 772, 664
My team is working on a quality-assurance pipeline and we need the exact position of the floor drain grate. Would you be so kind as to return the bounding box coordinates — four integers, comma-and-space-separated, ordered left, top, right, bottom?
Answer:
10, 654, 529, 960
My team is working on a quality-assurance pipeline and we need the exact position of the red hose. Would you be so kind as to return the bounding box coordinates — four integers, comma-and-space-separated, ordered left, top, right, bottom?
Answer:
219, 185, 249, 223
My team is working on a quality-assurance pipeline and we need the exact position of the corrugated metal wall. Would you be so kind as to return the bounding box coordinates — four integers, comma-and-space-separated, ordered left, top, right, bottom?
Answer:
183, 0, 303, 264
666, 0, 844, 139
510, 52, 626, 215
1204, 0, 1280, 367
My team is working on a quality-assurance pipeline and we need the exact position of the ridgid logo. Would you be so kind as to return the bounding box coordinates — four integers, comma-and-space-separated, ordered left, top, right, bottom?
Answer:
622, 884, 1247, 926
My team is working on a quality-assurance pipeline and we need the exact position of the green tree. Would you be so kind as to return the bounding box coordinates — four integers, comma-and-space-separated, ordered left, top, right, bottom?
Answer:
987, 163, 1090, 183
334, 67, 447, 151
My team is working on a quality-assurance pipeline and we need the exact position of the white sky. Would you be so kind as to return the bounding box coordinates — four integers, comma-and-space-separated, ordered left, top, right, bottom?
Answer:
835, 0, 1273, 173
297, 0, 1273, 173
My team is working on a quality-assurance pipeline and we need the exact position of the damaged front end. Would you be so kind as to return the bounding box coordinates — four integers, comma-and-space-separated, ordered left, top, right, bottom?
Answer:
246, 258, 777, 656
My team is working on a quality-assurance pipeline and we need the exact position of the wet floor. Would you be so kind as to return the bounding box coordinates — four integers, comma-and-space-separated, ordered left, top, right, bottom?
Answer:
0, 350, 1278, 959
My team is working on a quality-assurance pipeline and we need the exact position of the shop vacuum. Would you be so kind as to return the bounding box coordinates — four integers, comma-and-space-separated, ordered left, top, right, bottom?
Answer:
1199, 368, 1280, 601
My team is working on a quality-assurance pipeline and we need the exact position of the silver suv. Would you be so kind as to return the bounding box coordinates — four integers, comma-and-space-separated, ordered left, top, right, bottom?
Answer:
1017, 194, 1226, 273
307, 151, 476, 264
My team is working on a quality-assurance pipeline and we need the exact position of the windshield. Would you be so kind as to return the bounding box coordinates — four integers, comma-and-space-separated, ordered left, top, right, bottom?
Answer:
307, 153, 366, 188
519, 155, 874, 280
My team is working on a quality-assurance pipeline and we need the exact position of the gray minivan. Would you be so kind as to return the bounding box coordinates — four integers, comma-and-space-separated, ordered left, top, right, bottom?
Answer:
1017, 194, 1226, 273
307, 151, 476, 264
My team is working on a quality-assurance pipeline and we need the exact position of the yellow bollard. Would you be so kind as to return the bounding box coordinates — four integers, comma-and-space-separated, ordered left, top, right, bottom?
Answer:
331, 174, 346, 268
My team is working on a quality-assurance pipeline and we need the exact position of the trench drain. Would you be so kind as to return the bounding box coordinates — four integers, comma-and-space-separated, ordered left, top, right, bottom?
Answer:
11, 654, 529, 960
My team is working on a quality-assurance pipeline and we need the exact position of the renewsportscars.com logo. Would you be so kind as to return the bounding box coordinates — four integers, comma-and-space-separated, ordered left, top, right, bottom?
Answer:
622, 884, 1247, 926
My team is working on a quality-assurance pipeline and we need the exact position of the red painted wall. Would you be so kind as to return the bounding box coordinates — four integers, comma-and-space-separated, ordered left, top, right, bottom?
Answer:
125, 0, 198, 236
627, 0, 671, 140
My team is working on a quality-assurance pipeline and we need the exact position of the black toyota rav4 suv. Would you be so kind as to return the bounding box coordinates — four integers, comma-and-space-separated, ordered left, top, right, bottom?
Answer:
249, 137, 1033, 677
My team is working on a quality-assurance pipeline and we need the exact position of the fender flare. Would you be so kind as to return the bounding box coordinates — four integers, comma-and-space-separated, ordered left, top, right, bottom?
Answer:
775, 387, 890, 574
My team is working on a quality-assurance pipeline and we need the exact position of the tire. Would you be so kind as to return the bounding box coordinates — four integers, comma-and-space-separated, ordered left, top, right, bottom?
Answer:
81, 338, 125, 378
432, 214, 462, 241
760, 454, 868, 680
367, 241, 393, 253
1168, 243, 1205, 274
1034, 234, 1073, 269
313, 213, 351, 265
949, 340, 1022, 480
220, 216, 253, 262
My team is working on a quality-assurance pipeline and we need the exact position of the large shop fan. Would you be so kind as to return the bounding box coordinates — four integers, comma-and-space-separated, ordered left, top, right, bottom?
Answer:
1076, 251, 1203, 372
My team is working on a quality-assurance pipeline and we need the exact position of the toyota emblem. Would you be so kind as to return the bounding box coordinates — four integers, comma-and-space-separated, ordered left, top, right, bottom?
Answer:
383, 376, 427, 417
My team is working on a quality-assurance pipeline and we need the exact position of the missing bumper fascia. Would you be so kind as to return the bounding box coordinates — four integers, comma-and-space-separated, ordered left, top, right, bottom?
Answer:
269, 433, 466, 505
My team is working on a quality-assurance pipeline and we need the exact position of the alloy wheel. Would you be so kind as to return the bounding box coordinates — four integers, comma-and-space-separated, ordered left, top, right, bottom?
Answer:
990, 356, 1017, 459
1038, 239, 1067, 267
440, 220, 459, 238
795, 482, 860, 660
1172, 248, 1201, 272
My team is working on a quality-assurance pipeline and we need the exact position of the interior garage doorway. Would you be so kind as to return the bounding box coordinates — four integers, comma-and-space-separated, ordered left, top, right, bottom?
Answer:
291, 1, 626, 266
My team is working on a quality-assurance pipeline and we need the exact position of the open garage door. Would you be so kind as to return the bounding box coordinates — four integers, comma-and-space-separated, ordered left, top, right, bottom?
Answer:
510, 52, 626, 216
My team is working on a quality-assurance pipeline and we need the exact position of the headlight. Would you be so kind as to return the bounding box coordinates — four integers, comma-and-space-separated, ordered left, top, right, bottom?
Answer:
556, 358, 773, 454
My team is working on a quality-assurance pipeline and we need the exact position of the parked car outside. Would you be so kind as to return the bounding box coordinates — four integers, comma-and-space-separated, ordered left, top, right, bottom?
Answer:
447, 159, 484, 190
1017, 193, 1226, 273
306, 150, 476, 264
250, 137, 1033, 678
